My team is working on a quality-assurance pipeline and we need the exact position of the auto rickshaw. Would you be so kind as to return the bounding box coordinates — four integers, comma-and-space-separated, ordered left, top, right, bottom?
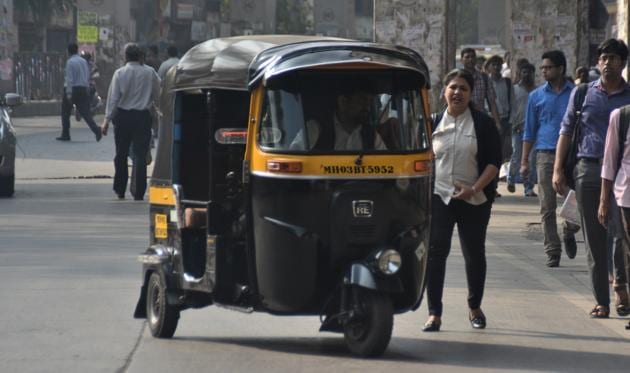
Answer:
134, 35, 433, 357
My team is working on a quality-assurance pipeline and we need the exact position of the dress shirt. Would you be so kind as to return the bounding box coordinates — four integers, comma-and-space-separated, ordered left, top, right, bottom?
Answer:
64, 54, 90, 93
523, 80, 574, 150
601, 108, 630, 207
470, 69, 497, 113
158, 57, 179, 79
490, 76, 511, 119
512, 84, 529, 133
105, 62, 160, 121
560, 79, 630, 158
290, 116, 386, 150
432, 108, 487, 206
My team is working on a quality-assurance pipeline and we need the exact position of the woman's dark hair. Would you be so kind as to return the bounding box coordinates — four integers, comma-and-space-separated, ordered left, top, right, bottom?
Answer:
597, 38, 629, 62
124, 43, 142, 62
443, 69, 474, 94
541, 50, 567, 76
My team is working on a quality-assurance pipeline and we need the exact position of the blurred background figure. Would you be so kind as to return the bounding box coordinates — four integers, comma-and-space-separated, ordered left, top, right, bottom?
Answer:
575, 66, 590, 84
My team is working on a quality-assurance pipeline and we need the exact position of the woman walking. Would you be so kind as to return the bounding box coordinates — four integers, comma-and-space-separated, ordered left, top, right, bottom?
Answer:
423, 69, 502, 332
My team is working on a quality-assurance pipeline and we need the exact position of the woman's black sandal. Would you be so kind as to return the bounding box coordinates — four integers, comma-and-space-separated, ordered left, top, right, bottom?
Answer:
422, 320, 441, 332
469, 310, 486, 329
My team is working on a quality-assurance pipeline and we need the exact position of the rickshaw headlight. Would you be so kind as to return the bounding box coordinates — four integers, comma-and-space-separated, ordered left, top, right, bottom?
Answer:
376, 249, 402, 275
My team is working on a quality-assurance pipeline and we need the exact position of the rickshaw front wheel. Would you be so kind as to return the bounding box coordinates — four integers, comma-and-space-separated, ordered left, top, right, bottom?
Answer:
147, 272, 180, 338
343, 288, 393, 357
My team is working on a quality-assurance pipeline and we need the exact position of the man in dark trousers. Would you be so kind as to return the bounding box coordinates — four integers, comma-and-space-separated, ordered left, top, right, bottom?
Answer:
100, 43, 160, 200
57, 43, 102, 141
554, 39, 630, 318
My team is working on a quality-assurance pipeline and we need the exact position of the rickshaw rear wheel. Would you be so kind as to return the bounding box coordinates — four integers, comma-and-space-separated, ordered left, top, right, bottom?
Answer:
343, 288, 393, 357
147, 272, 180, 338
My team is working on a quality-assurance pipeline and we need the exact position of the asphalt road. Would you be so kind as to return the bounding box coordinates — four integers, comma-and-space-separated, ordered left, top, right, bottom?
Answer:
1, 118, 629, 372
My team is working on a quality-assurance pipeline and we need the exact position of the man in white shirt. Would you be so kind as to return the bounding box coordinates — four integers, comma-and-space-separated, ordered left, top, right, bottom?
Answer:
291, 91, 386, 151
57, 43, 101, 142
101, 43, 160, 200
158, 46, 179, 80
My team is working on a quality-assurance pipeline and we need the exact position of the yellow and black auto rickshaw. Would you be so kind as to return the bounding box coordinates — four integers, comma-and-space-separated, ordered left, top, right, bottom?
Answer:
134, 35, 433, 357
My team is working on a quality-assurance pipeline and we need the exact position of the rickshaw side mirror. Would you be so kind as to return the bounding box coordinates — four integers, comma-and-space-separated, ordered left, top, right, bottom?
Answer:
215, 128, 247, 144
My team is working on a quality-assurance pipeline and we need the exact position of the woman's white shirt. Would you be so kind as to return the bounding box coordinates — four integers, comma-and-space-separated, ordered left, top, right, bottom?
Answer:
432, 108, 487, 206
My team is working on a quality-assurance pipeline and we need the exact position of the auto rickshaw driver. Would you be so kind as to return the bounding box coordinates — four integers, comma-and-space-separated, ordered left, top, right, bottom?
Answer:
290, 91, 387, 151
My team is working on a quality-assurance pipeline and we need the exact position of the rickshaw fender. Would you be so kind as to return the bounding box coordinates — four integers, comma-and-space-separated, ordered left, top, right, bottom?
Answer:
133, 264, 180, 319
345, 263, 403, 293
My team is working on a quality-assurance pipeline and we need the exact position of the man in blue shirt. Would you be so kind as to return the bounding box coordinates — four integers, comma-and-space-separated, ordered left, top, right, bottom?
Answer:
57, 43, 101, 142
521, 50, 580, 268
554, 39, 630, 318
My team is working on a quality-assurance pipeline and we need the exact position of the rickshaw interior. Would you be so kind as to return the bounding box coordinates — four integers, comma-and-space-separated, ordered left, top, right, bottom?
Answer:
259, 69, 429, 154
176, 89, 250, 288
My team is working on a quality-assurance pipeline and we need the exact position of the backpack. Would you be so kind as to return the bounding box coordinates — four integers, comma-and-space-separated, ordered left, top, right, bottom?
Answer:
563, 83, 589, 190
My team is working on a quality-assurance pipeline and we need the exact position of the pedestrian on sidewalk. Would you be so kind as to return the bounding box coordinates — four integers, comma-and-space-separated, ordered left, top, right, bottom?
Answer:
422, 69, 501, 332
158, 45, 179, 80
507, 62, 537, 196
57, 43, 102, 142
554, 39, 630, 319
520, 50, 580, 268
485, 55, 515, 163
598, 105, 630, 316
100, 43, 160, 201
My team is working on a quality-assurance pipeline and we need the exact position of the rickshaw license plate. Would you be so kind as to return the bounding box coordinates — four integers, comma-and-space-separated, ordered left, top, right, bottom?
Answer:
155, 214, 168, 239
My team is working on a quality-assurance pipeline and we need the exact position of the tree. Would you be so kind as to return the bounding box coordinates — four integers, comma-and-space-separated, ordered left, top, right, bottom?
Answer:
14, 0, 76, 25
455, 0, 479, 46
276, 0, 311, 34
14, 0, 77, 51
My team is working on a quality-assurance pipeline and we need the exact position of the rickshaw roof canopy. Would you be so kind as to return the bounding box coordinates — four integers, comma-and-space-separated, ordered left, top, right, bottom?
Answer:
171, 35, 431, 91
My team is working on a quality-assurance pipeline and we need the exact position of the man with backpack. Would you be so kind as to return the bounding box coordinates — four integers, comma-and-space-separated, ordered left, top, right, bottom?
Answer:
521, 50, 580, 268
554, 39, 630, 318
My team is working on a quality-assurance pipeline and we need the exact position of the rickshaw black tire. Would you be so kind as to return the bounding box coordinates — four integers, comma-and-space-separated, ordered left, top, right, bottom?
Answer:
146, 272, 179, 338
0, 174, 15, 197
343, 289, 393, 357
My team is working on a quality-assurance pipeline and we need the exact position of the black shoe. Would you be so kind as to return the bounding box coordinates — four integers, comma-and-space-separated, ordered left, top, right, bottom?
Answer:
422, 320, 441, 332
563, 233, 577, 259
133, 196, 143, 201
116, 193, 125, 200
469, 313, 486, 329
546, 255, 560, 267
95, 131, 102, 142
56, 136, 70, 141
507, 183, 515, 193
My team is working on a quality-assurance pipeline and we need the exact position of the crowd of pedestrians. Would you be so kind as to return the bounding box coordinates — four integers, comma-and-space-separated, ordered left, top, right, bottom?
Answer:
424, 38, 630, 331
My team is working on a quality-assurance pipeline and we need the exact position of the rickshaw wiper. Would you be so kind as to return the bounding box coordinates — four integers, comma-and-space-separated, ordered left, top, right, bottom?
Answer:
355, 152, 364, 166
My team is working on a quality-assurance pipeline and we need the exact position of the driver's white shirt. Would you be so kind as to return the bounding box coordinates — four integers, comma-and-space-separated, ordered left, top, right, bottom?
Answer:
290, 115, 386, 150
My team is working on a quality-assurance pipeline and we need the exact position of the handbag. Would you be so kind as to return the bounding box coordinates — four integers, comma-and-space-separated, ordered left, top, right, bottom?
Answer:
563, 84, 588, 190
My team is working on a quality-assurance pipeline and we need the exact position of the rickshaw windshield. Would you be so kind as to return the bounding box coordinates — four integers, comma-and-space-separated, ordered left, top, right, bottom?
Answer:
258, 70, 429, 154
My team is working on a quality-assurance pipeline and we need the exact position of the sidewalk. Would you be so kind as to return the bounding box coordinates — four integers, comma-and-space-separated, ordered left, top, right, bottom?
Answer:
12, 114, 154, 180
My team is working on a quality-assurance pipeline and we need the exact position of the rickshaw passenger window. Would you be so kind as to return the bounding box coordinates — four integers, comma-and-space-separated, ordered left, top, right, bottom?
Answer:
258, 70, 429, 154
